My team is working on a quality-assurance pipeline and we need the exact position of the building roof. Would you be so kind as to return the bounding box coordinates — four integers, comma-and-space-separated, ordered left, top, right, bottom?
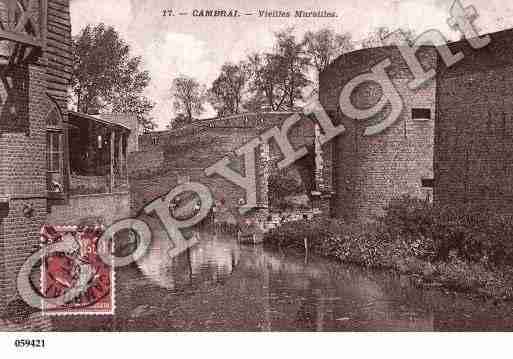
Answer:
323, 27, 513, 78
142, 111, 305, 137
67, 111, 131, 131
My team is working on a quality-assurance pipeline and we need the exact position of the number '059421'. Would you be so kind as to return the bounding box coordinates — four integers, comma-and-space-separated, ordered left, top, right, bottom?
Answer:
14, 339, 45, 348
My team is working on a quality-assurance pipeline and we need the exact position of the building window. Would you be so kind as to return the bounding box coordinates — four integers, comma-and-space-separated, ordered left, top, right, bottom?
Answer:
47, 131, 63, 193
412, 108, 431, 121
47, 132, 62, 173
421, 178, 434, 188
152, 137, 159, 145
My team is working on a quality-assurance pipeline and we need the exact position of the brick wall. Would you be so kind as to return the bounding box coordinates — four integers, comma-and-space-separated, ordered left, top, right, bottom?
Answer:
130, 113, 326, 217
47, 192, 131, 225
0, 63, 51, 329
130, 167, 246, 217
0, 0, 72, 330
320, 46, 436, 222
130, 127, 255, 215
435, 29, 513, 213
127, 150, 164, 177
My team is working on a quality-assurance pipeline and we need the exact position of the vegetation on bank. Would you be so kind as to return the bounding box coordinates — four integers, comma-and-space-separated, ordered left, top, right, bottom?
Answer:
263, 196, 513, 300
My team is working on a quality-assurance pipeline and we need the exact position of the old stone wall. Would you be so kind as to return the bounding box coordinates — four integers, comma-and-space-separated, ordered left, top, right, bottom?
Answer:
320, 45, 436, 222
435, 29, 513, 213
0, 63, 49, 327
0, 0, 72, 330
47, 192, 131, 226
128, 150, 164, 177
131, 126, 255, 215
131, 113, 324, 217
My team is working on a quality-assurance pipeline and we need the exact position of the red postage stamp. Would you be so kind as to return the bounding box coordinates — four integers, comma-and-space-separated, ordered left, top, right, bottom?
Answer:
40, 225, 114, 315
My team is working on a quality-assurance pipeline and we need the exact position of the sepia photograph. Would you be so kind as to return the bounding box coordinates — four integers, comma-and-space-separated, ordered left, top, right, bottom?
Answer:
0, 0, 513, 356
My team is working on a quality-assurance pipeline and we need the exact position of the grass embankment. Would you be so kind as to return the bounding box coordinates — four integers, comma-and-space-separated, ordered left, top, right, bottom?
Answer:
264, 196, 513, 300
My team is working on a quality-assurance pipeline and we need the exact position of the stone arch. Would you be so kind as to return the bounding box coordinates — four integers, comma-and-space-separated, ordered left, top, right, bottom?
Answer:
293, 146, 316, 195
44, 95, 64, 128
261, 117, 334, 216
44, 95, 66, 196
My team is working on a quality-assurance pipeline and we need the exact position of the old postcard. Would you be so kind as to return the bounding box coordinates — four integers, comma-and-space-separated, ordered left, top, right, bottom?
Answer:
1, 0, 513, 350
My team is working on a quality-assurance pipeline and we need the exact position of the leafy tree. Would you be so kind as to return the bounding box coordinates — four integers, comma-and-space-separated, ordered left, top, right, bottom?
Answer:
303, 27, 354, 74
72, 23, 155, 130
110, 56, 156, 130
242, 91, 267, 113
171, 75, 205, 122
209, 62, 249, 117
113, 95, 155, 131
246, 52, 286, 111
245, 28, 309, 111
166, 113, 189, 130
274, 28, 310, 110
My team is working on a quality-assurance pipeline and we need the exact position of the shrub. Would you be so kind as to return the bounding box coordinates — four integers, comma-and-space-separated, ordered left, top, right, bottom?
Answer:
378, 195, 513, 266
268, 171, 306, 209
265, 218, 349, 259
264, 218, 393, 267
263, 196, 513, 299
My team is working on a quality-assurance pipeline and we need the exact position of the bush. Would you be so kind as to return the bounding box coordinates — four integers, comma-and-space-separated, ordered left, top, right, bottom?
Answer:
379, 195, 513, 266
265, 217, 341, 250
263, 196, 513, 299
268, 171, 305, 209
266, 195, 513, 268
265, 218, 346, 258
264, 218, 394, 267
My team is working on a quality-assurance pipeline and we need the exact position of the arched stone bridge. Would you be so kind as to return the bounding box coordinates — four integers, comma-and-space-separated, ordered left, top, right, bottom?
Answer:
131, 112, 336, 220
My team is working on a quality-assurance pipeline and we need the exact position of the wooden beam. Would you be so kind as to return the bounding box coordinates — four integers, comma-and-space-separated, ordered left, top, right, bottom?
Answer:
6, 0, 17, 31
110, 131, 115, 193
0, 29, 42, 48
121, 133, 126, 182
14, 1, 39, 37
41, 0, 48, 48
124, 134, 128, 184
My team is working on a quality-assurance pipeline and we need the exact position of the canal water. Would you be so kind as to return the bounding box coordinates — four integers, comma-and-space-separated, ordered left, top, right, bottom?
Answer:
54, 217, 513, 331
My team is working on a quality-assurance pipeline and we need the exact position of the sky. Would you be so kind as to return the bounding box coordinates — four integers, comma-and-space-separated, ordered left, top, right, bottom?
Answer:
69, 0, 513, 129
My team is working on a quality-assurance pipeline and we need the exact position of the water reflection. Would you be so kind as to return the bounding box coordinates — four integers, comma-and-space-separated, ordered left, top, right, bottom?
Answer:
137, 216, 240, 291
124, 216, 435, 331
53, 216, 513, 331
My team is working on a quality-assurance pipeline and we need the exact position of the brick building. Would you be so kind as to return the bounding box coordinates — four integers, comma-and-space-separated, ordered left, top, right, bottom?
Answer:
319, 29, 513, 222
1, 0, 510, 329
132, 112, 334, 218
0, 0, 134, 329
133, 28, 513, 226
435, 29, 513, 214
319, 45, 436, 222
